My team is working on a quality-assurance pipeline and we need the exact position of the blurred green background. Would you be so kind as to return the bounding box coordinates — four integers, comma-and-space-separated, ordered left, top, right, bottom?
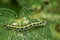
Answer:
0, 0, 60, 40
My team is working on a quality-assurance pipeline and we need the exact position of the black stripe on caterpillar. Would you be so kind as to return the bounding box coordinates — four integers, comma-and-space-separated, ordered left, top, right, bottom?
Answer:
4, 21, 46, 30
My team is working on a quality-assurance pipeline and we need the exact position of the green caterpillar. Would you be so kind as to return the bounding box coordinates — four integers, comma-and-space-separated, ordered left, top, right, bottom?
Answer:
4, 21, 46, 30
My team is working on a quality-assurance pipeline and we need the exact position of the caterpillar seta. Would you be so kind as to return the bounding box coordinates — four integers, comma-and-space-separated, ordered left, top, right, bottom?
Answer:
4, 21, 46, 30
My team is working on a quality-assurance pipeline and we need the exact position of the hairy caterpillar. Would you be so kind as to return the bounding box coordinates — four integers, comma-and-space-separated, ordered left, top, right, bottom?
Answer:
4, 21, 46, 30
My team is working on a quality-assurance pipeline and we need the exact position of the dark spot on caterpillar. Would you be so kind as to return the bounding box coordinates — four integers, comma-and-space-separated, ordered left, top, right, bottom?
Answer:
38, 21, 44, 25
44, 1, 49, 5
36, 23, 41, 26
55, 24, 60, 32
41, 24, 44, 26
38, 21, 45, 26
15, 27, 21, 31
40, 22, 42, 24
21, 28, 24, 29
42, 21, 45, 23
29, 24, 33, 28
4, 24, 10, 28
30, 24, 33, 26
24, 27, 29, 30
33, 23, 39, 27
33, 23, 37, 25
16, 28, 20, 29
4, 24, 7, 26
25, 27, 28, 29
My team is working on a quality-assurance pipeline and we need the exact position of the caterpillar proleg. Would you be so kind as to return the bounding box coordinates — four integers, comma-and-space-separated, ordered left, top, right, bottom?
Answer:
4, 21, 46, 30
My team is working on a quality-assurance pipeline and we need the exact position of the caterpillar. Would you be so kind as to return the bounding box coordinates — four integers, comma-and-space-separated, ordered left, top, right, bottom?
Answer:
4, 21, 46, 30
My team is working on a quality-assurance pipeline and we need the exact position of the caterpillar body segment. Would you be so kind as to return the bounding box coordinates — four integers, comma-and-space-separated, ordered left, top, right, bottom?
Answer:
4, 21, 46, 30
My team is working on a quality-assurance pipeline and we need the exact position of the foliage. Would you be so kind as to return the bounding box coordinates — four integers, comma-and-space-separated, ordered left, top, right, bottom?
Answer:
0, 0, 60, 40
